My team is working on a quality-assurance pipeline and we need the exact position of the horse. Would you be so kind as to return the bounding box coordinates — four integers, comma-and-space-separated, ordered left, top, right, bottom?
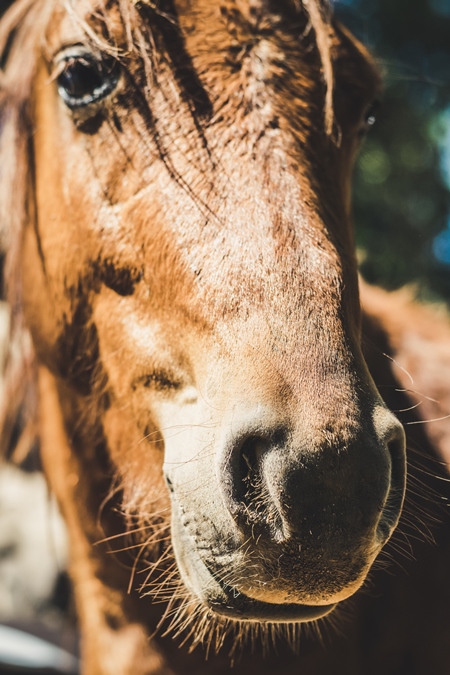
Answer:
1, 0, 449, 673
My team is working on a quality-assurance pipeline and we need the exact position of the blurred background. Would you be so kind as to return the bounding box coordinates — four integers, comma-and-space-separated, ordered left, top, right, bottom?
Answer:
333, 0, 450, 302
0, 0, 449, 671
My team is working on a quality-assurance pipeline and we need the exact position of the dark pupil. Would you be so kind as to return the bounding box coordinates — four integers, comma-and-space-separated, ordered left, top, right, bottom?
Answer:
58, 59, 104, 100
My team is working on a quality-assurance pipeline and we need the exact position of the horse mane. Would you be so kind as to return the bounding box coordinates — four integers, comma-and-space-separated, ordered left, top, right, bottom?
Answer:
0, 0, 334, 460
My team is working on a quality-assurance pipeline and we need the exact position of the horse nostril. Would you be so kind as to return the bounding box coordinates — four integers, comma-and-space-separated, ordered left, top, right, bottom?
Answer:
387, 422, 406, 482
238, 436, 270, 518
233, 434, 289, 536
379, 420, 406, 537
220, 428, 287, 531
388, 432, 406, 485
240, 436, 266, 486
380, 415, 406, 491
219, 408, 407, 548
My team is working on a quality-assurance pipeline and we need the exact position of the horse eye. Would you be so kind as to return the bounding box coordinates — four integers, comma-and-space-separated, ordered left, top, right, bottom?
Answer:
56, 52, 120, 110
363, 101, 379, 131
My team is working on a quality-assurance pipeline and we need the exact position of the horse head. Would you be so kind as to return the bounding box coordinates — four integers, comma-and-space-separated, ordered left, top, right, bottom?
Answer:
1, 0, 405, 631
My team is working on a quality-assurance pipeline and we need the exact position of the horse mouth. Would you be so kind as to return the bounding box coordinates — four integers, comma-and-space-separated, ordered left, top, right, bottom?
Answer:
207, 588, 337, 623
171, 510, 338, 624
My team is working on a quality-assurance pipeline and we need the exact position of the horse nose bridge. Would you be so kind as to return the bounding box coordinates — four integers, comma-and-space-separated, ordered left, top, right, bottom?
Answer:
217, 401, 406, 544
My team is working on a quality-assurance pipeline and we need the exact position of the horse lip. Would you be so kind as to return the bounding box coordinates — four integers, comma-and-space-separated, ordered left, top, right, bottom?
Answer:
172, 507, 337, 624
207, 589, 337, 623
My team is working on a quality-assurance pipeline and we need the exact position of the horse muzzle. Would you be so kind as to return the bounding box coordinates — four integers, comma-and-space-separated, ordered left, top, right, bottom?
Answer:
163, 397, 406, 622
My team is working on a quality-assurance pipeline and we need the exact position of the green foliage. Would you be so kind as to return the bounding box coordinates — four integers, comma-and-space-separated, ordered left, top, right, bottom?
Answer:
334, 0, 450, 301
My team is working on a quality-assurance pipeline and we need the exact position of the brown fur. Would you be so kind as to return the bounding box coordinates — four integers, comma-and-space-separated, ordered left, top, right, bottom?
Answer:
1, 1, 449, 674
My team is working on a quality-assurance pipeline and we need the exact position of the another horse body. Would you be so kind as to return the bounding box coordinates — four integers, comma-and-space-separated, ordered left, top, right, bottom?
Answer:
1, 0, 449, 673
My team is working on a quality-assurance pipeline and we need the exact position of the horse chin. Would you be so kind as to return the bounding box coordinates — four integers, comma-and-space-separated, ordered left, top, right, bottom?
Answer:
171, 511, 338, 624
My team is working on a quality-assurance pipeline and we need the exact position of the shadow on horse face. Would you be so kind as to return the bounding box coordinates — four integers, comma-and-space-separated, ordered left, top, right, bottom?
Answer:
5, 0, 405, 631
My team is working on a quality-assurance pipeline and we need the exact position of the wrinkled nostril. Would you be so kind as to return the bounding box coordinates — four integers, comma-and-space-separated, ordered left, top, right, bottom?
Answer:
388, 431, 406, 485
239, 436, 266, 488
219, 408, 407, 547
219, 425, 287, 523
389, 435, 406, 502
378, 418, 406, 538
380, 415, 406, 495
376, 409, 405, 458
371, 408, 406, 480
232, 433, 288, 535
238, 436, 270, 519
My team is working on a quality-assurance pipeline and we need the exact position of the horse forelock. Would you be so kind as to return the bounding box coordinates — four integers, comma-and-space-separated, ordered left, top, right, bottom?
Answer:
0, 0, 335, 126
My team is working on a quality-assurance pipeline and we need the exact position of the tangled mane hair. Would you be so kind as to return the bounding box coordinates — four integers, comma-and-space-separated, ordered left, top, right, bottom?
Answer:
0, 0, 334, 460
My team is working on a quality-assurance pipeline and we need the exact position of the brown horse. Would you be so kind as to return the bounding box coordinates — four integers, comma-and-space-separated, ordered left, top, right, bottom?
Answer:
0, 0, 449, 673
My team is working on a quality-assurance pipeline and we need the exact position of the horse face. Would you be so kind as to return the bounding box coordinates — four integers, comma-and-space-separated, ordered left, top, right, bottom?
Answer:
22, 0, 405, 623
